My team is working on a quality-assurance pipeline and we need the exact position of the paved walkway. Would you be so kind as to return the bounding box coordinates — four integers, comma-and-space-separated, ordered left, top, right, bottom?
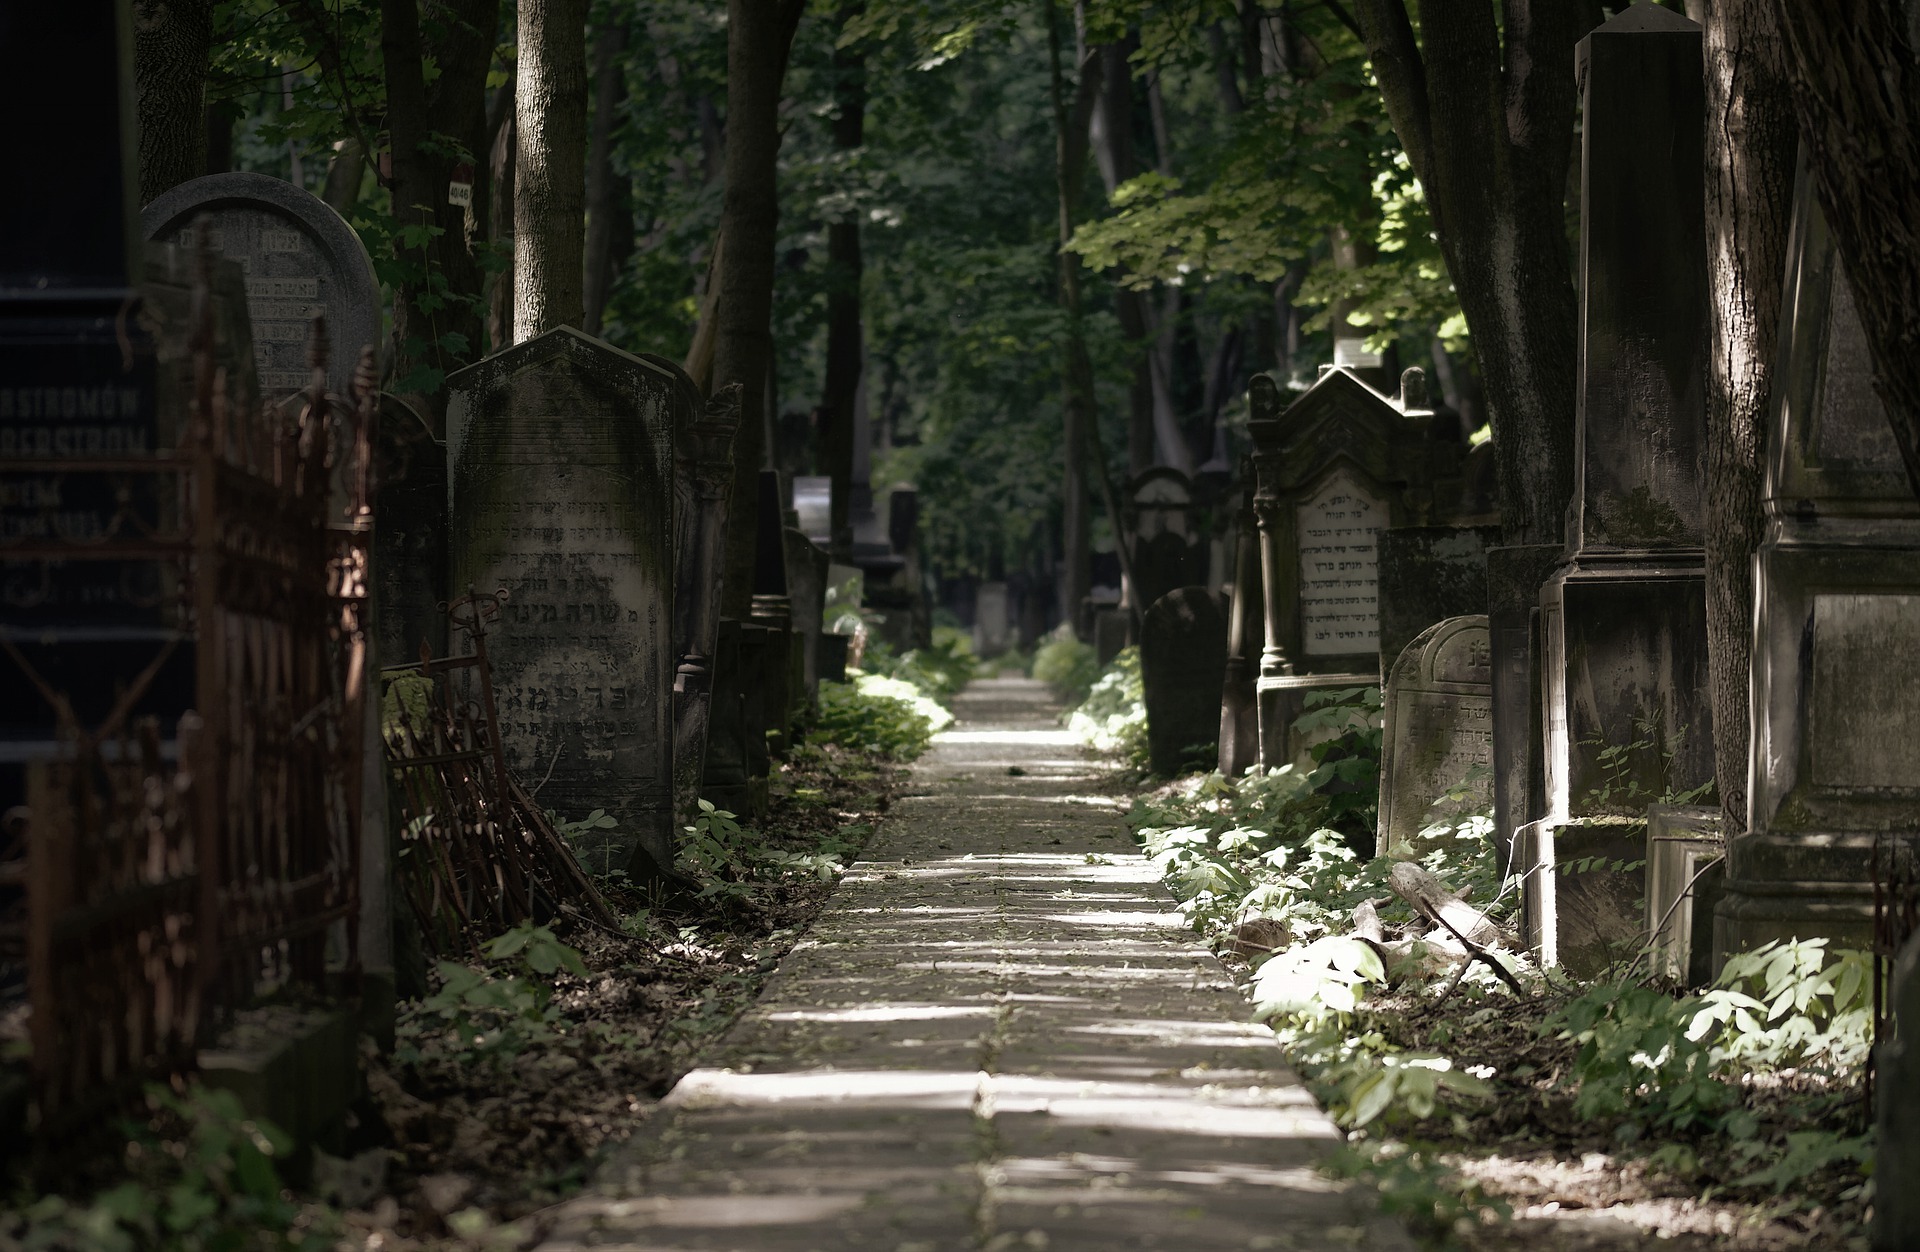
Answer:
541, 677, 1411, 1251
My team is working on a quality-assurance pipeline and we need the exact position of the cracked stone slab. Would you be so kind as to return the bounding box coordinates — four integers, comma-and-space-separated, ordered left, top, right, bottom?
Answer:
538, 677, 1412, 1251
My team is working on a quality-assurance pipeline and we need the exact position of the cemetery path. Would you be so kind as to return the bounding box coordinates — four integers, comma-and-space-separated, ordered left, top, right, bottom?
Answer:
538, 676, 1411, 1251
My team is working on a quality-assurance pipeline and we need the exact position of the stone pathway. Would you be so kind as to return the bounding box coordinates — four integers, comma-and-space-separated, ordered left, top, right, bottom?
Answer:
541, 677, 1412, 1251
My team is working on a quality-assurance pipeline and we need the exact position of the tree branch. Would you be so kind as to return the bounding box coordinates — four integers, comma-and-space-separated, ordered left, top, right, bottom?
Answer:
1350, 0, 1434, 186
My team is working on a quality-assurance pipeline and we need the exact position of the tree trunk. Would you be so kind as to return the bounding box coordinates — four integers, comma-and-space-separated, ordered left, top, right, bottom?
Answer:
514, 0, 588, 342
322, 137, 366, 216
133, 0, 213, 202
1769, 0, 1920, 497
487, 80, 516, 356
380, 0, 497, 417
1049, 1, 1099, 629
1689, 0, 1797, 836
582, 15, 631, 335
714, 0, 807, 618
1352, 0, 1591, 544
821, 5, 866, 563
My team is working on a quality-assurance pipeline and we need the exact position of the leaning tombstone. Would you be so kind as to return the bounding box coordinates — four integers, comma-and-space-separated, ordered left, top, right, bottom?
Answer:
1140, 588, 1228, 776
1715, 153, 1920, 960
446, 328, 680, 880
1218, 464, 1263, 777
1522, 6, 1713, 975
1245, 366, 1445, 766
1377, 524, 1500, 678
1376, 616, 1493, 857
142, 172, 380, 408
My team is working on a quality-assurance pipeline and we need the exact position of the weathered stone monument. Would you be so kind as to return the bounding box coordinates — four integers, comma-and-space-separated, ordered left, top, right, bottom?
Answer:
1645, 804, 1723, 985
669, 382, 738, 822
1376, 616, 1493, 857
1377, 525, 1500, 676
1715, 157, 1920, 958
1520, 6, 1713, 973
447, 328, 679, 878
1245, 367, 1441, 765
1218, 464, 1263, 777
142, 173, 380, 407
1126, 469, 1208, 613
1140, 588, 1227, 776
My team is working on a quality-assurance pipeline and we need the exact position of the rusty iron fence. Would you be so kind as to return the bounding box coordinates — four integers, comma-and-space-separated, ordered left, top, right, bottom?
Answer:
381, 588, 617, 956
1, 230, 372, 1132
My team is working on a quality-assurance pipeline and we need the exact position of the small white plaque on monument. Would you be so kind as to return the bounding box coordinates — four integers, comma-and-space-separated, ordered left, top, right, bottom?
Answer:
1297, 468, 1388, 656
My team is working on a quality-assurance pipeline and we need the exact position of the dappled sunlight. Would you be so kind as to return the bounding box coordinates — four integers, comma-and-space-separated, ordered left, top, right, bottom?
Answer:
933, 728, 1082, 746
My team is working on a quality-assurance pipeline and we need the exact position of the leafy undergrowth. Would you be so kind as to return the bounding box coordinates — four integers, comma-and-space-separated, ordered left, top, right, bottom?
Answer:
1127, 687, 1873, 1251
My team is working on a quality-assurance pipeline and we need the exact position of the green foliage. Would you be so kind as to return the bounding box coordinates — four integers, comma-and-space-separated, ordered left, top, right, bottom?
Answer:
673, 800, 861, 904
1031, 630, 1101, 704
1325, 1141, 1511, 1244
881, 631, 981, 700
399, 921, 591, 1065
1294, 686, 1385, 831
1578, 716, 1715, 813
812, 673, 954, 761
1067, 647, 1148, 765
3, 1084, 320, 1251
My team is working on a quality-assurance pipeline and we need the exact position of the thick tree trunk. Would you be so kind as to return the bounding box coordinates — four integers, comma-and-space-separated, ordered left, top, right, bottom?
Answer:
1352, 0, 1590, 545
1049, 3, 1099, 629
1769, 0, 1920, 497
380, 0, 496, 416
1689, 0, 1797, 835
487, 80, 516, 356
133, 0, 213, 202
514, 0, 588, 342
582, 16, 630, 336
714, 0, 807, 618
821, 7, 866, 563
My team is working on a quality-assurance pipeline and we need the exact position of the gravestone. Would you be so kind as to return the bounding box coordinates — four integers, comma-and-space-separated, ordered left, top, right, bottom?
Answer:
371, 395, 447, 665
1715, 153, 1920, 960
975, 581, 1012, 656
792, 475, 832, 547
1125, 469, 1208, 612
1140, 588, 1228, 776
1218, 465, 1263, 777
739, 622, 774, 818
750, 471, 796, 759
1487, 544, 1563, 870
1378, 525, 1500, 677
1376, 616, 1493, 857
669, 382, 738, 821
1245, 367, 1441, 765
1645, 805, 1723, 985
784, 513, 830, 711
446, 328, 679, 878
1527, 6, 1713, 971
142, 173, 381, 406
701, 619, 752, 815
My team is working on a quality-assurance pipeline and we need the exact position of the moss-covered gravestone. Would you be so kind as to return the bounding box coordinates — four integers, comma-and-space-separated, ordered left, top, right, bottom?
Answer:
447, 328, 680, 878
1377, 616, 1492, 857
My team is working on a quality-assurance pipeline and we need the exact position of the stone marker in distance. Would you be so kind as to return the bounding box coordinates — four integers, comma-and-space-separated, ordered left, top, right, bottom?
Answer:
1140, 587, 1227, 776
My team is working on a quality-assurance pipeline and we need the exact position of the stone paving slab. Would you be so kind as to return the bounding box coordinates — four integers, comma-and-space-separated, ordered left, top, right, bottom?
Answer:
539, 677, 1411, 1252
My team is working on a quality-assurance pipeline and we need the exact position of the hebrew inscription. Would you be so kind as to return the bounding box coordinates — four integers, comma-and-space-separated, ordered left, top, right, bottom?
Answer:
1297, 469, 1388, 656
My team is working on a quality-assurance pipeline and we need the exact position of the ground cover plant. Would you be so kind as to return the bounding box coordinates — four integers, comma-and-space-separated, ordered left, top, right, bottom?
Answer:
1097, 676, 1876, 1250
2, 702, 925, 1252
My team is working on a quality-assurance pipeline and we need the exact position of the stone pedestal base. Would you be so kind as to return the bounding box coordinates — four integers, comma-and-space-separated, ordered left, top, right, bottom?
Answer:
1256, 671, 1375, 768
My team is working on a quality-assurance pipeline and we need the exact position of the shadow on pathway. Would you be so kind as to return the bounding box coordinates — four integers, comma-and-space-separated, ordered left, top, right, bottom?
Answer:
540, 676, 1413, 1251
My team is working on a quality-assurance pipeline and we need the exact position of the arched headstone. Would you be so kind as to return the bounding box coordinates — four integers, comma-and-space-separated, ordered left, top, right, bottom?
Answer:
1377, 616, 1493, 856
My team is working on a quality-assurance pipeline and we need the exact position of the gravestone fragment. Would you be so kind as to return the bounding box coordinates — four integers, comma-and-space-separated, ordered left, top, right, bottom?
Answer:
1645, 805, 1723, 986
1376, 616, 1493, 857
1377, 525, 1500, 677
1139, 588, 1227, 776
142, 173, 380, 406
447, 328, 678, 878
1125, 469, 1208, 612
1716, 154, 1920, 958
1245, 368, 1439, 765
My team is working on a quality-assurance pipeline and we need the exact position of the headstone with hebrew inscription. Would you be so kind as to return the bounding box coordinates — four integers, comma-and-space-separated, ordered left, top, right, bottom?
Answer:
1714, 151, 1920, 960
1377, 616, 1493, 856
142, 173, 380, 406
447, 328, 679, 879
1244, 367, 1443, 765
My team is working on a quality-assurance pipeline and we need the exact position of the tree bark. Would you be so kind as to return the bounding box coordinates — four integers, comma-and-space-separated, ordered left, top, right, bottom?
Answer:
486, 80, 516, 356
380, 0, 497, 418
133, 0, 213, 202
1688, 0, 1797, 836
514, 0, 588, 342
821, 5, 866, 563
582, 15, 631, 336
714, 0, 808, 619
1049, 1, 1101, 629
1351, 0, 1591, 544
1769, 0, 1920, 497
